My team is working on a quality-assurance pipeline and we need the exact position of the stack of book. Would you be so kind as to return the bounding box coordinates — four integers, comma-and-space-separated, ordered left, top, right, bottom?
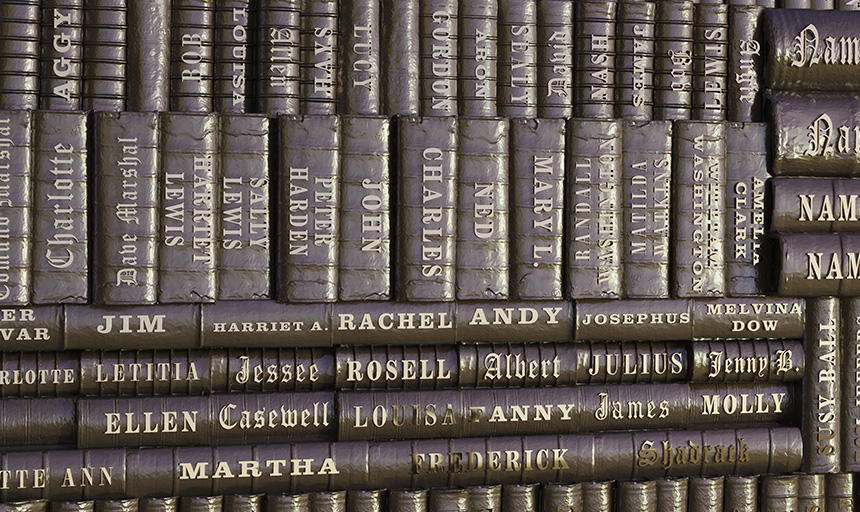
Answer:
0, 1, 858, 511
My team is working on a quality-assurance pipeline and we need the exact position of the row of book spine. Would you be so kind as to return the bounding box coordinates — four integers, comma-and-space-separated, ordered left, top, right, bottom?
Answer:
0, 0, 775, 122
0, 111, 770, 304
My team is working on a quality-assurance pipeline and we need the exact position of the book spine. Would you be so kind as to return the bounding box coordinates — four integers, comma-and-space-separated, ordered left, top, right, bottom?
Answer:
420, 0, 457, 116
826, 474, 854, 512
839, 0, 860, 8
127, 0, 170, 111
277, 115, 339, 302
618, 481, 656, 512
501, 485, 537, 512
77, 391, 335, 448
762, 475, 799, 512
498, 0, 537, 118
804, 297, 841, 473
727, 6, 763, 123
621, 120, 672, 299
673, 120, 726, 297
0, 428, 802, 501
300, 0, 338, 115
726, 122, 768, 296
456, 118, 509, 300
213, 0, 253, 113
81, 0, 126, 111
655, 0, 694, 121
616, 1, 655, 121
388, 490, 426, 512
79, 349, 224, 396
781, 0, 812, 5
225, 347, 336, 392
32, 111, 88, 304
337, 382, 794, 441
686, 477, 722, 512
0, 350, 78, 397
41, 0, 83, 110
692, 4, 728, 121
777, 233, 860, 296
567, 119, 623, 299
158, 113, 219, 303
428, 490, 465, 512
542, 484, 582, 512
574, 1, 617, 119
0, 1, 40, 110
396, 117, 457, 301
655, 478, 688, 512
510, 118, 565, 300
265, 495, 308, 512
52, 503, 93, 512
798, 474, 825, 512
140, 498, 178, 512
257, 0, 300, 117
339, 116, 390, 300
764, 10, 860, 91
458, 0, 497, 118
93, 112, 159, 305
179, 498, 220, 512
380, 0, 418, 116
217, 114, 270, 300
722, 475, 756, 512
582, 482, 613, 512
95, 499, 138, 512
170, 0, 214, 112
535, 0, 572, 119
347, 491, 383, 512
771, 177, 860, 232
341, 0, 380, 114
690, 339, 804, 383
467, 486, 500, 512
0, 111, 33, 305
309, 491, 345, 512
0, 397, 75, 448
845, 299, 860, 471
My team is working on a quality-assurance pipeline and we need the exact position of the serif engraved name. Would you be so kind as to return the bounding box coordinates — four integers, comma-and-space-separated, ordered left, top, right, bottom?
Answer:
412, 448, 569, 473
287, 167, 336, 256
345, 358, 451, 382
509, 25, 534, 104
430, 10, 455, 113
222, 176, 268, 250
473, 28, 492, 98
230, 7, 249, 106
733, 179, 765, 264
421, 148, 447, 276
92, 361, 199, 383
352, 25, 375, 93
0, 466, 113, 490
702, 27, 726, 113
360, 179, 385, 253
531, 155, 558, 261
312, 25, 335, 96
0, 308, 49, 342
590, 35, 611, 102
586, 352, 683, 377
631, 27, 649, 107
798, 193, 859, 222
179, 458, 339, 479
689, 135, 721, 294
179, 32, 208, 84
51, 9, 76, 102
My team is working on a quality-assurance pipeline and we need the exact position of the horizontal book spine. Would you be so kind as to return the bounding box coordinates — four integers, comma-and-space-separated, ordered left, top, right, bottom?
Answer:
510, 118, 565, 300
804, 297, 841, 473
771, 177, 860, 232
217, 114, 270, 300
458, 0, 497, 118
339, 116, 390, 301
300, 0, 338, 115
32, 111, 88, 304
127, 0, 170, 112
257, 0, 300, 117
582, 482, 613, 512
655, 0, 694, 120
536, 0, 573, 119
213, 0, 252, 114
380, 0, 418, 116
388, 490, 426, 512
764, 9, 860, 91
277, 115, 339, 302
0, 111, 32, 304
727, 6, 764, 122
420, 0, 457, 116
542, 484, 582, 512
158, 113, 219, 303
722, 475, 756, 512
0, 397, 76, 448
0, 1, 40, 110
761, 475, 798, 512
574, 1, 616, 119
692, 4, 728, 121
0, 428, 803, 501
341, 0, 380, 114
396, 117, 457, 301
655, 478, 687, 512
798, 474, 825, 512
41, 0, 83, 110
618, 481, 656, 512
170, 0, 214, 112
81, 0, 126, 111
93, 112, 159, 305
777, 233, 860, 296
616, 1, 655, 121
690, 339, 804, 383
498, 0, 537, 118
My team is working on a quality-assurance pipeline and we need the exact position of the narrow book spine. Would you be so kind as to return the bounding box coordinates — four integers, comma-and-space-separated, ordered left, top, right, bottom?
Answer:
844, 298, 860, 471
762, 475, 799, 512
127, 0, 170, 111
798, 474, 825, 512
0, 111, 33, 304
692, 4, 728, 121
82, 0, 126, 111
380, 0, 418, 116
536, 0, 573, 118
339, 116, 390, 301
213, 0, 253, 113
388, 490, 426, 512
510, 118, 565, 299
673, 120, 726, 297
179, 497, 220, 512
582, 482, 613, 512
727, 6, 764, 122
341, 0, 380, 114
265, 495, 308, 512
428, 490, 465, 512
456, 118, 509, 300
170, 0, 214, 112
158, 113, 219, 303
686, 477, 722, 512
541, 484, 582, 512
93, 112, 159, 305
309, 491, 345, 512
618, 481, 656, 512
140, 498, 178, 512
41, 0, 83, 110
257, 0, 300, 117
32, 111, 88, 304
656, 478, 688, 512
458, 0, 497, 118
277, 115, 339, 302
574, 1, 617, 119
567, 119, 623, 299
218, 114, 270, 300
621, 120, 672, 298
722, 475, 756, 512
0, 1, 40, 110
52, 503, 93, 512
501, 485, 537, 512
300, 0, 338, 115
804, 297, 841, 473
655, 0, 694, 120
826, 474, 854, 512
347, 491, 383, 512
616, 1, 655, 121
420, 0, 457, 116
95, 499, 138, 512
396, 117, 457, 301
726, 122, 768, 296
497, 0, 537, 118
467, 486, 500, 512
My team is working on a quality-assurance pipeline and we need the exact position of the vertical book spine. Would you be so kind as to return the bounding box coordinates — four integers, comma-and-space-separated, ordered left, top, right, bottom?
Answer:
380, 0, 419, 116
81, 0, 127, 111
535, 0, 573, 118
341, 0, 380, 114
727, 6, 763, 122
497, 0, 537, 118
458, 0, 497, 118
655, 0, 694, 120
574, 1, 617, 119
0, 111, 33, 304
127, 0, 170, 111
300, 0, 338, 115
170, 0, 215, 112
616, 1, 655, 121
213, 0, 253, 113
804, 297, 841, 473
257, 0, 300, 117
420, 0, 457, 116
41, 0, 83, 110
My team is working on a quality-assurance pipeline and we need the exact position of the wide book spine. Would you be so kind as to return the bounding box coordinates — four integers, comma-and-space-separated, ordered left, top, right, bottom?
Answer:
458, 0, 497, 118
213, 0, 252, 114
420, 0, 457, 117
81, 0, 126, 111
0, 1, 40, 110
777, 233, 860, 296
0, 110, 33, 305
535, 0, 572, 119
40, 0, 83, 110
256, 0, 300, 117
574, 1, 616, 119
0, 428, 802, 501
771, 177, 860, 232
170, 0, 215, 112
127, 0, 170, 112
299, 0, 338, 115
